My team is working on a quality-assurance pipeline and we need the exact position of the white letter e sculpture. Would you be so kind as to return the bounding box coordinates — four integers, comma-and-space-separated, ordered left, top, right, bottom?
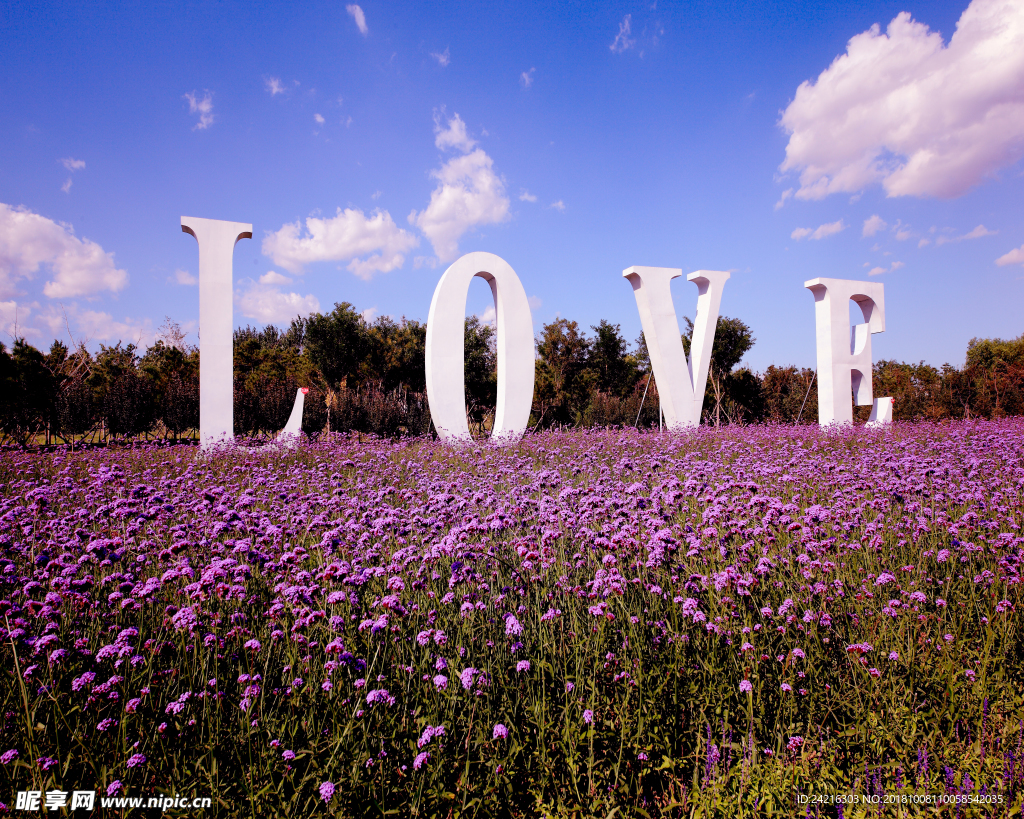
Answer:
805, 277, 893, 427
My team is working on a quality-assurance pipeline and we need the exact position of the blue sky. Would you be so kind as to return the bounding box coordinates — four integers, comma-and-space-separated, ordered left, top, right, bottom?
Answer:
2, 0, 1023, 371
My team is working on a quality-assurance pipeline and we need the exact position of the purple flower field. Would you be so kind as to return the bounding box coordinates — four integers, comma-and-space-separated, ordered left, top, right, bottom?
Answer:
1, 420, 1023, 816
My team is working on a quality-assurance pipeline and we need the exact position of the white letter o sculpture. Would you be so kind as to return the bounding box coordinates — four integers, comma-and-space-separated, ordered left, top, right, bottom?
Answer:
425, 252, 535, 443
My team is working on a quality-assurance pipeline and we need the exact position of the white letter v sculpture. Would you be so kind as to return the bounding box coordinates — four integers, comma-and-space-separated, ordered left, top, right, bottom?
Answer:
623, 267, 730, 429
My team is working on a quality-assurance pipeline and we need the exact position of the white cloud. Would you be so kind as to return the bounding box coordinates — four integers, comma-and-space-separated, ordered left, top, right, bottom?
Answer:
868, 260, 904, 276
361, 306, 378, 323
610, 14, 635, 53
0, 202, 128, 299
38, 303, 154, 346
477, 305, 496, 326
863, 214, 887, 237
61, 178, 72, 194
918, 238, 931, 247
433, 110, 476, 153
773, 188, 793, 210
521, 68, 536, 88
964, 224, 997, 239
549, 200, 566, 212
184, 91, 214, 130
519, 190, 538, 202
314, 113, 325, 124
996, 245, 1024, 266
236, 278, 321, 325
895, 227, 912, 241
528, 295, 542, 310
259, 270, 291, 285
171, 269, 197, 286
431, 48, 451, 67
791, 219, 846, 241
936, 223, 998, 245
263, 207, 418, 279
346, 4, 368, 35
60, 157, 85, 172
779, 0, 1024, 200
0, 300, 36, 339
409, 112, 510, 262
265, 77, 286, 96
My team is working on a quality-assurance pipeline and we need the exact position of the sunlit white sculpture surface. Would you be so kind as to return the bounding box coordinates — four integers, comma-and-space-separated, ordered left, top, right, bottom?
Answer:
804, 277, 892, 426
623, 266, 730, 429
277, 387, 307, 447
425, 252, 534, 443
181, 216, 305, 449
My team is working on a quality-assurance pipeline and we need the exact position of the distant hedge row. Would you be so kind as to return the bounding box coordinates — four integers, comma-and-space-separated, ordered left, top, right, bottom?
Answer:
3, 304, 1023, 445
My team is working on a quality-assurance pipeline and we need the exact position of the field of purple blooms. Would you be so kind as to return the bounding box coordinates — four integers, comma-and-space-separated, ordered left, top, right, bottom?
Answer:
2, 420, 1024, 817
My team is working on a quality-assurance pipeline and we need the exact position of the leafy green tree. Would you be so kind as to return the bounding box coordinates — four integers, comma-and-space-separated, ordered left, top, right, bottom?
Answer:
534, 319, 594, 427
589, 320, 639, 397
760, 365, 817, 424
463, 316, 497, 430
362, 317, 427, 393
301, 303, 368, 387
682, 315, 756, 425
966, 334, 1024, 370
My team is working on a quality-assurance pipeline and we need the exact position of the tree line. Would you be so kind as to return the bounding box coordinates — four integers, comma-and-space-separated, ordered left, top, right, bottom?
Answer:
2, 304, 1023, 445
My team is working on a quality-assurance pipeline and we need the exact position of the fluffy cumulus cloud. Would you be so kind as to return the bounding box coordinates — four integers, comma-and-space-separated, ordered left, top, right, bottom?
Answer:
262, 208, 418, 279
431, 48, 450, 67
433, 111, 476, 153
265, 77, 285, 96
170, 269, 197, 286
409, 112, 510, 263
236, 275, 321, 325
863, 215, 887, 237
779, 0, 1024, 200
0, 202, 127, 299
996, 245, 1024, 266
184, 91, 214, 130
346, 4, 368, 36
791, 219, 846, 241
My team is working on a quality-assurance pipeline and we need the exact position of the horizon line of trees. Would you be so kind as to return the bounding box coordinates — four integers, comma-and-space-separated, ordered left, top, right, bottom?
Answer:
2, 304, 1024, 446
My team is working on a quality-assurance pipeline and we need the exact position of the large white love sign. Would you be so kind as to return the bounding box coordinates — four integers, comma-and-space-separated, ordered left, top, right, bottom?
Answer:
623, 266, 731, 429
425, 252, 535, 443
181, 216, 305, 449
182, 216, 894, 441
805, 277, 892, 427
